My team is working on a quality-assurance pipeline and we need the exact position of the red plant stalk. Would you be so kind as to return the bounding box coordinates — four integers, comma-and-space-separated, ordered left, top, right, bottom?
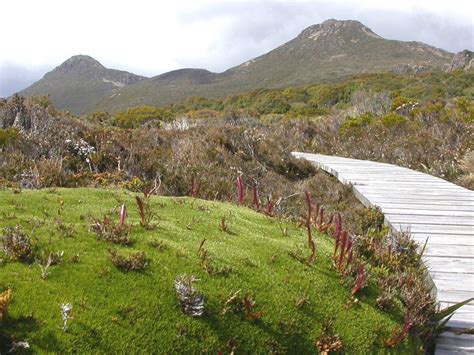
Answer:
332, 213, 342, 258
308, 239, 315, 264
236, 176, 245, 204
313, 203, 334, 233
346, 249, 353, 271
304, 192, 313, 248
135, 196, 145, 225
333, 232, 341, 260
332, 213, 342, 239
345, 239, 353, 270
337, 231, 347, 270
119, 204, 127, 227
317, 214, 334, 233
384, 314, 412, 347
188, 178, 200, 197
252, 185, 260, 210
264, 198, 274, 216
351, 264, 365, 295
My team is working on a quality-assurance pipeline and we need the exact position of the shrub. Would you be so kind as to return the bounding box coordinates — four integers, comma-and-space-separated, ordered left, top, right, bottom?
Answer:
114, 105, 174, 128
0, 288, 12, 320
380, 113, 408, 128
108, 249, 147, 271
1, 226, 36, 263
90, 216, 132, 245
339, 113, 373, 134
458, 151, 474, 189
0, 128, 19, 150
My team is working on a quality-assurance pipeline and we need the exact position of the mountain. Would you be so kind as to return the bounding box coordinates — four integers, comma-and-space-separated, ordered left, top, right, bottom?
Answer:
19, 55, 146, 114
20, 20, 455, 114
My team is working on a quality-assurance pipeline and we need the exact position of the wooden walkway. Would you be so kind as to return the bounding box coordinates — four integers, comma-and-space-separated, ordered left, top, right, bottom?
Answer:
292, 152, 474, 354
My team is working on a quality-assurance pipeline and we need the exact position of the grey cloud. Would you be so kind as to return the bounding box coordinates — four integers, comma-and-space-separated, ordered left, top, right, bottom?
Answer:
175, 2, 471, 73
0, 64, 51, 98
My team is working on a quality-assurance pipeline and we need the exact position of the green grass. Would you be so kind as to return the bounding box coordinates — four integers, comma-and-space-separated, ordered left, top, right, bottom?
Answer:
0, 188, 418, 353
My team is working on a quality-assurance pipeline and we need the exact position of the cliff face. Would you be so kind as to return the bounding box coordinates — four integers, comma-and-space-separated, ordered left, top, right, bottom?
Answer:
448, 50, 473, 71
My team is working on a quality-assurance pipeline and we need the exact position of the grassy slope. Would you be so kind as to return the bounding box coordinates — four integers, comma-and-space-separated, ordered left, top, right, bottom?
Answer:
0, 188, 417, 353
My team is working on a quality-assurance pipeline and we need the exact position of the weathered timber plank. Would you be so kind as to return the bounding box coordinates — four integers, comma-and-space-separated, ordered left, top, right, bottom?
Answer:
385, 215, 474, 226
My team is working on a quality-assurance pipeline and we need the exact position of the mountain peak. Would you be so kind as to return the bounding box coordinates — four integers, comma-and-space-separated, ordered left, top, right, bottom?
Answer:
58, 55, 104, 72
299, 19, 382, 41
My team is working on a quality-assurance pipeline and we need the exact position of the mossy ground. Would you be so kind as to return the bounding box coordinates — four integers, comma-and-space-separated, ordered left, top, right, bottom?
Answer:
0, 188, 418, 353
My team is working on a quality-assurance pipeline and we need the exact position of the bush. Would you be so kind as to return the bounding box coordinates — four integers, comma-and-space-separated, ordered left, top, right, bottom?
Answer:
0, 128, 19, 150
108, 249, 147, 271
114, 106, 174, 128
380, 113, 408, 128
1, 226, 36, 263
339, 113, 373, 134
0, 288, 12, 320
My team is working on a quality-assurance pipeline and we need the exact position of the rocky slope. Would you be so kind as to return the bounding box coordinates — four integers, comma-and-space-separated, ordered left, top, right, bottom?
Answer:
19, 55, 146, 114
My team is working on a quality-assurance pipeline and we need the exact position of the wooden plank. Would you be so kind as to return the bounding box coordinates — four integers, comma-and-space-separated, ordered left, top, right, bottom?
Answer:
385, 210, 474, 218
362, 193, 474, 202
437, 289, 474, 304
337, 174, 462, 181
390, 223, 474, 235
395, 226, 473, 236
382, 206, 474, 214
352, 181, 463, 188
424, 257, 474, 274
385, 215, 474, 226
436, 332, 474, 353
422, 244, 474, 258
369, 198, 474, 206
430, 273, 474, 292
412, 234, 474, 246
356, 188, 473, 197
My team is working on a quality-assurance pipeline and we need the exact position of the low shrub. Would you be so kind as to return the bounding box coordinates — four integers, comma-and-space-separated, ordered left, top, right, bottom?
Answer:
0, 288, 12, 320
108, 249, 147, 271
1, 226, 36, 263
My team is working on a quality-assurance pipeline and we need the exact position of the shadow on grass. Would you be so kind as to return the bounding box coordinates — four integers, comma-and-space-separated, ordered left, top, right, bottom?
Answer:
0, 314, 60, 354
200, 308, 313, 353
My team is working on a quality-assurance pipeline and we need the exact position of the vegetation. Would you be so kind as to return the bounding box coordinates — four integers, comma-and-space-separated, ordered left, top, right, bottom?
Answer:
0, 69, 472, 352
0, 188, 422, 353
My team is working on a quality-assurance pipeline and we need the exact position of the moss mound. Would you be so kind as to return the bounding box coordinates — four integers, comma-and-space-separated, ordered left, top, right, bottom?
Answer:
0, 188, 418, 353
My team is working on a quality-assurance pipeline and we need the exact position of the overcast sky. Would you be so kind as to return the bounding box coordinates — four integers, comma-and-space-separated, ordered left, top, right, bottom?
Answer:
1, 0, 472, 97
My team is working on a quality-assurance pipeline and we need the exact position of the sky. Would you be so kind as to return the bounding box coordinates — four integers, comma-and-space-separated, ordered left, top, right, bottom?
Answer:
1, 0, 472, 97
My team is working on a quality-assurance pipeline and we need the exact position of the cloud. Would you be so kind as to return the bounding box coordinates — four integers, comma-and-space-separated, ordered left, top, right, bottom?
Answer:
0, 0, 472, 97
0, 64, 51, 98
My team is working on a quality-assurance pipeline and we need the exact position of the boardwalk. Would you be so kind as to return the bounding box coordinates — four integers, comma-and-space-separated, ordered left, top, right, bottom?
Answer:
292, 152, 474, 354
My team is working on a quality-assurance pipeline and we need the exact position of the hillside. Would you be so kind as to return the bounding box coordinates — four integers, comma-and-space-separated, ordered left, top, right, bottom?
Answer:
19, 19, 455, 114
0, 188, 419, 353
19, 55, 146, 115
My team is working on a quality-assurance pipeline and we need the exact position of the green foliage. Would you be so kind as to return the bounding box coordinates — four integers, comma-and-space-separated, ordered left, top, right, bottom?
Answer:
0, 188, 419, 353
390, 96, 412, 111
454, 97, 474, 123
0, 128, 19, 150
114, 105, 174, 128
339, 113, 374, 134
254, 93, 291, 114
87, 111, 113, 125
380, 113, 408, 128
28, 95, 53, 109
